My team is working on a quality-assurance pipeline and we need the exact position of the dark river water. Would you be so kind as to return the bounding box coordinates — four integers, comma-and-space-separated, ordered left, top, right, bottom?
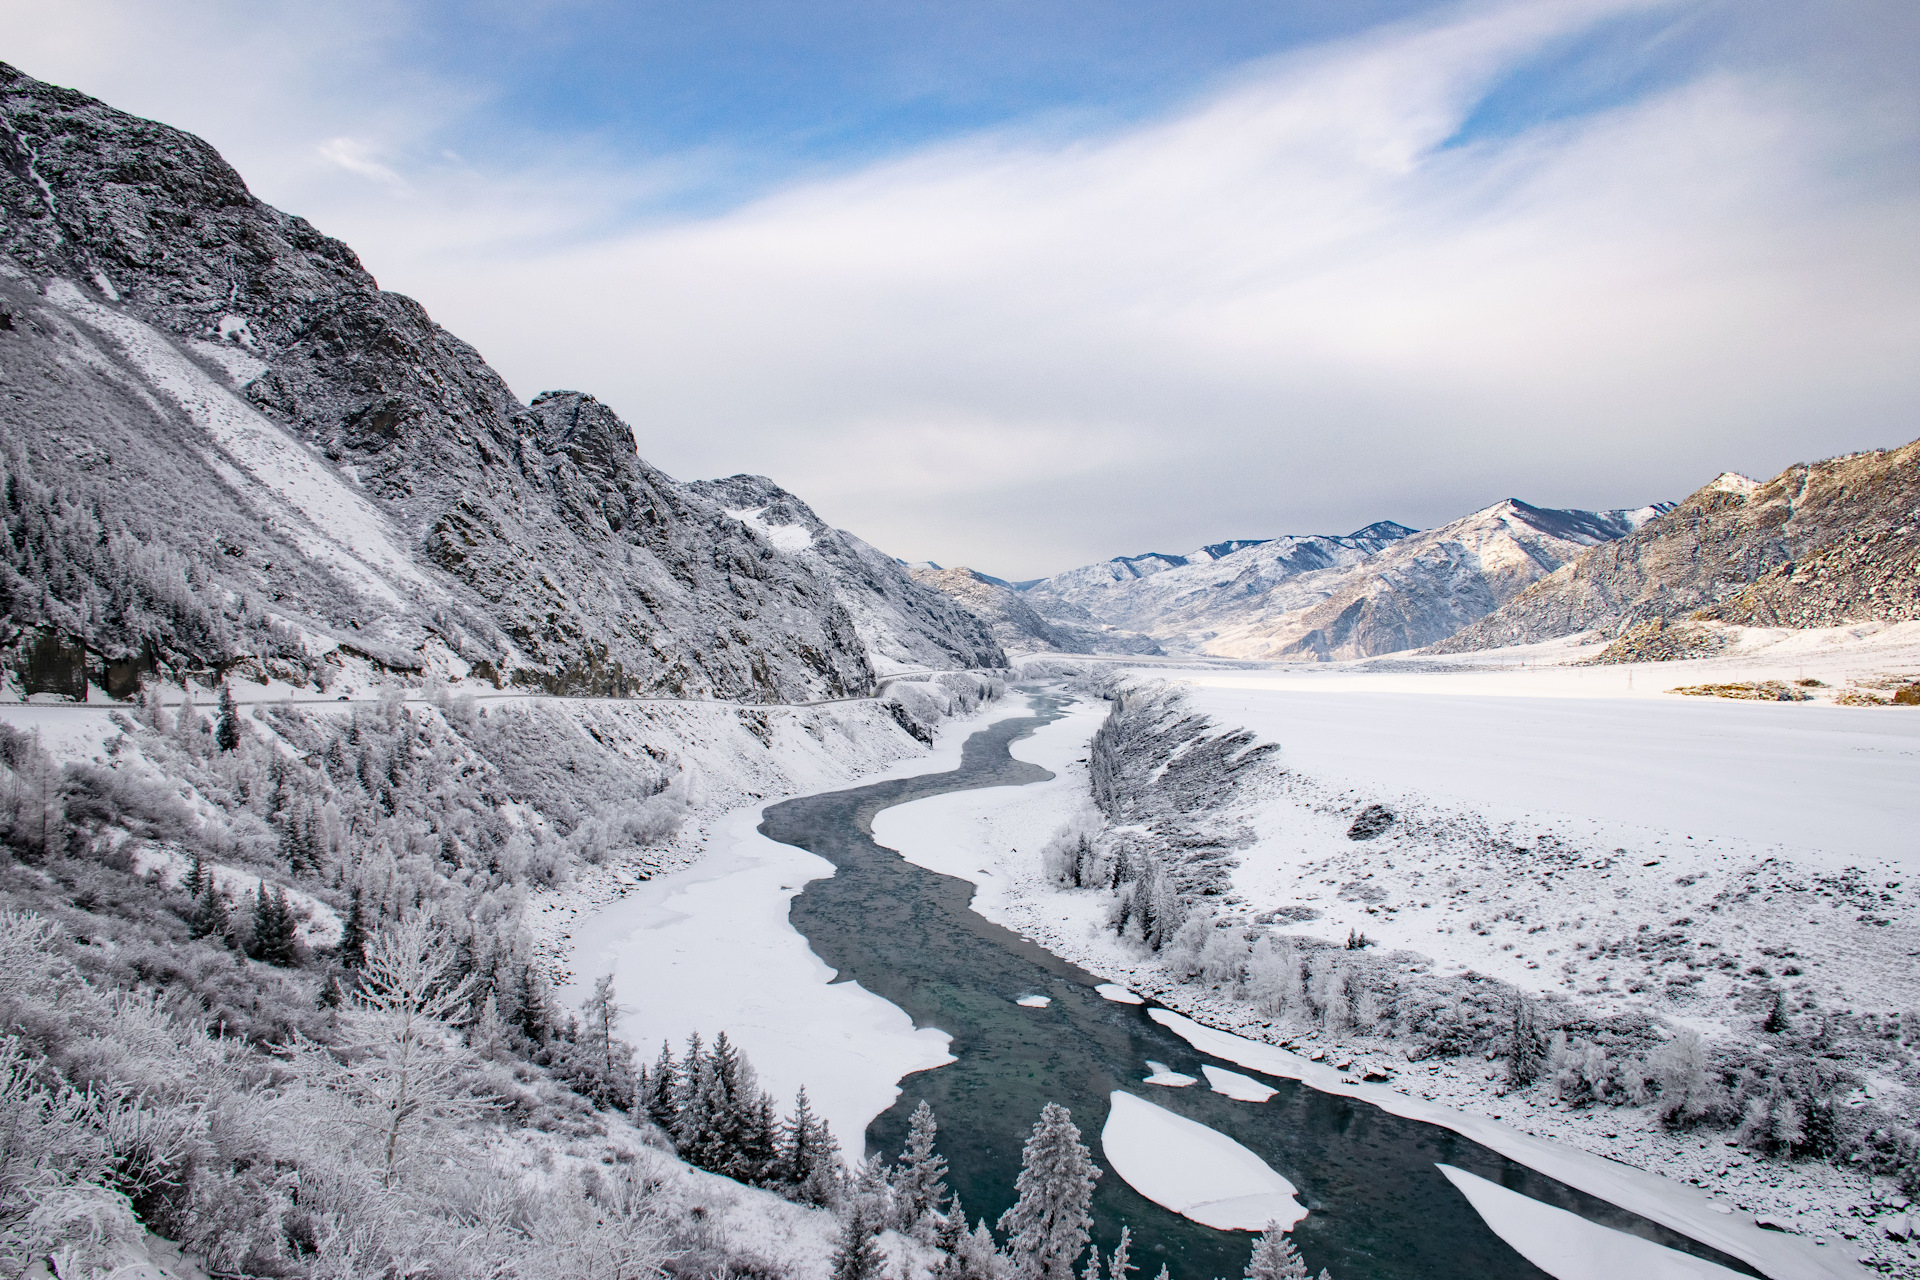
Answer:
764, 690, 1758, 1280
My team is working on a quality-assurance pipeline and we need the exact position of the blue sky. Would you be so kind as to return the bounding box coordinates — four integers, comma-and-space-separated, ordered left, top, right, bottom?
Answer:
10, 0, 1920, 575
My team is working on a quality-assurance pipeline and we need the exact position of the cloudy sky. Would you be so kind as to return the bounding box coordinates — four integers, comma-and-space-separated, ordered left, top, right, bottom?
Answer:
8, 0, 1919, 577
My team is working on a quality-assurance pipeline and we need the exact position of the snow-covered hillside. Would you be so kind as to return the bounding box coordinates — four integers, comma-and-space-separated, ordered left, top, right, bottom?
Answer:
0, 64, 1002, 704
1436, 440, 1920, 654
906, 564, 1164, 657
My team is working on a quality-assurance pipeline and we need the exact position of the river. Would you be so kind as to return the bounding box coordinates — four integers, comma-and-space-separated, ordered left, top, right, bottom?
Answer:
762, 688, 1761, 1280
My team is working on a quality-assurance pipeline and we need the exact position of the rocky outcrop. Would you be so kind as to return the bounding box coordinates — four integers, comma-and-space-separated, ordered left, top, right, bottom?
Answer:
1433, 441, 1920, 653
0, 63, 994, 700
686, 475, 1005, 672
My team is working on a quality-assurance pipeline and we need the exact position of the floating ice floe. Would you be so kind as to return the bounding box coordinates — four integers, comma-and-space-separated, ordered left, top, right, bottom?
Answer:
1437, 1165, 1750, 1280
1101, 1091, 1306, 1231
1095, 983, 1144, 1005
1015, 995, 1051, 1008
1203, 1064, 1278, 1102
1142, 1061, 1197, 1087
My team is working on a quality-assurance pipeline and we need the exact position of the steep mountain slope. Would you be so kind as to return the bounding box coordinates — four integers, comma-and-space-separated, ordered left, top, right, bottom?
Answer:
906, 565, 1163, 656
0, 63, 997, 701
1433, 440, 1920, 653
1205, 500, 1666, 661
1022, 524, 1414, 639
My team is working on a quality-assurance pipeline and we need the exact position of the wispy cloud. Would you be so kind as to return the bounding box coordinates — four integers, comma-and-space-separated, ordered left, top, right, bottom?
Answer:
10, 0, 1919, 576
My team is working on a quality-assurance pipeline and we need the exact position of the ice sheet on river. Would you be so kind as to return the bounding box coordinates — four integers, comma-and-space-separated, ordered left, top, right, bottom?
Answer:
1203, 1064, 1277, 1102
1101, 1091, 1306, 1232
1438, 1165, 1752, 1280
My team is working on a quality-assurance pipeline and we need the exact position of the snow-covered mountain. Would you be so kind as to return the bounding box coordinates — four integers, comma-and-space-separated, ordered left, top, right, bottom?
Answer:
1012, 504, 1660, 660
1202, 500, 1667, 660
0, 64, 1002, 702
1021, 524, 1413, 639
1434, 439, 1920, 654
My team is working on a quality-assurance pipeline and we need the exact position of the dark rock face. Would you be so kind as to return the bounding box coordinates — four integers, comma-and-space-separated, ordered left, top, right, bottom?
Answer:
1434, 441, 1920, 653
0, 63, 993, 699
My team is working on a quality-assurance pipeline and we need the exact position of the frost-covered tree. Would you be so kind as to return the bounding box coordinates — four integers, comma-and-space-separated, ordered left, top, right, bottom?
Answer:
998, 1103, 1100, 1280
307, 916, 488, 1186
250, 882, 298, 966
831, 1197, 886, 1280
1245, 1221, 1309, 1280
1107, 1226, 1134, 1280
894, 1098, 949, 1229
1507, 994, 1546, 1086
780, 1085, 843, 1206
214, 683, 241, 752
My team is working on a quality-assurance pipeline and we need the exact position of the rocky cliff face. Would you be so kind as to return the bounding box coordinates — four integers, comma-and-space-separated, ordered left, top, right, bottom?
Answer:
1432, 441, 1920, 654
0, 63, 996, 700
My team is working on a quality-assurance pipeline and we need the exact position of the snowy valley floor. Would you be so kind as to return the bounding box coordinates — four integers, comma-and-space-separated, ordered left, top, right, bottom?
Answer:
861, 627, 1920, 1277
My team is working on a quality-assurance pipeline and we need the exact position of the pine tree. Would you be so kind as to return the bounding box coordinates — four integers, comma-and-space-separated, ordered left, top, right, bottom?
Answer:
580, 973, 633, 1109
780, 1085, 842, 1206
215, 683, 241, 752
894, 1099, 950, 1229
931, 1198, 967, 1277
1080, 1251, 1103, 1280
1108, 1227, 1134, 1280
189, 882, 228, 941
339, 887, 367, 969
1244, 1221, 1308, 1280
643, 1041, 679, 1130
469, 990, 512, 1061
183, 849, 207, 900
1763, 989, 1791, 1035
1150, 1267, 1169, 1280
998, 1103, 1101, 1280
831, 1199, 886, 1280
252, 883, 298, 966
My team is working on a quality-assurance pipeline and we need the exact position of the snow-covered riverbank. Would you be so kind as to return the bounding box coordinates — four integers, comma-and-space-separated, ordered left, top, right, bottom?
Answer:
557, 697, 1030, 1154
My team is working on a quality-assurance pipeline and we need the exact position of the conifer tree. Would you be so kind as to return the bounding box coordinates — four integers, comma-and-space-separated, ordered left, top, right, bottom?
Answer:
184, 849, 207, 900
1244, 1221, 1308, 1280
830, 1198, 886, 1280
998, 1103, 1100, 1280
932, 1197, 967, 1277
189, 881, 228, 941
339, 887, 367, 969
1108, 1227, 1134, 1280
252, 883, 298, 966
643, 1041, 679, 1130
894, 1098, 950, 1229
215, 683, 241, 752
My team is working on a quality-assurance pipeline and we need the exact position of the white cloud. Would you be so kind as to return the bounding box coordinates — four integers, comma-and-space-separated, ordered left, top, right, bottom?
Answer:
317, 137, 406, 187
9, 0, 1919, 576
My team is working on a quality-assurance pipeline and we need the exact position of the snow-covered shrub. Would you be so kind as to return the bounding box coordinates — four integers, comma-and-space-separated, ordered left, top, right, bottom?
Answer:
1652, 1029, 1718, 1125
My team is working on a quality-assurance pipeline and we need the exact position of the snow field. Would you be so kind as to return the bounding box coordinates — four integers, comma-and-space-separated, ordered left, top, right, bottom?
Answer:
1100, 1090, 1307, 1232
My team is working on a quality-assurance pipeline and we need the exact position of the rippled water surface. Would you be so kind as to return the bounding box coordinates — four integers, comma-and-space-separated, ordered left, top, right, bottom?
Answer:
764, 692, 1759, 1279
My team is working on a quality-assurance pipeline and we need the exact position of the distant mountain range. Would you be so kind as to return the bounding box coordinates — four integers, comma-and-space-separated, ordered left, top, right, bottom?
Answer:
914, 501, 1673, 661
